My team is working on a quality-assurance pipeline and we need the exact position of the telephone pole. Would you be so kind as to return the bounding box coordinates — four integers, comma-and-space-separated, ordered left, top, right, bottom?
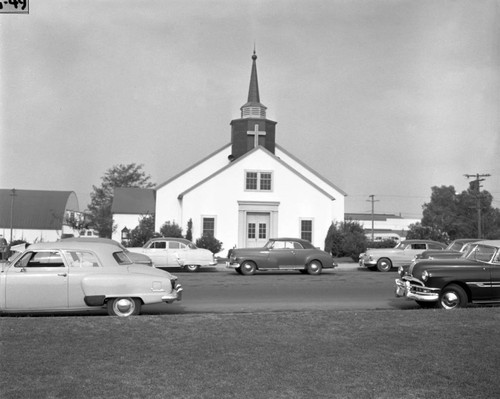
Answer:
9, 188, 17, 243
367, 195, 379, 241
464, 173, 490, 238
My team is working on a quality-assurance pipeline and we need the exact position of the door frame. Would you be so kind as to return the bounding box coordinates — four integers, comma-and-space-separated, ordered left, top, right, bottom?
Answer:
237, 201, 280, 248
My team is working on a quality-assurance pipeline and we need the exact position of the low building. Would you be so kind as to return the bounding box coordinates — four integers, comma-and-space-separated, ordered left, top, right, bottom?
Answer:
345, 212, 420, 242
0, 189, 81, 243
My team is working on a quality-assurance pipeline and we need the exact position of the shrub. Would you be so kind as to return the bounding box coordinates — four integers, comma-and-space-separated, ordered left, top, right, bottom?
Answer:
196, 234, 223, 254
324, 220, 367, 261
159, 221, 183, 238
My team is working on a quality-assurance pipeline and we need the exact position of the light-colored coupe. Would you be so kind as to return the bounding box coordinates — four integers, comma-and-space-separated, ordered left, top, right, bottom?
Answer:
0, 240, 183, 317
128, 237, 217, 272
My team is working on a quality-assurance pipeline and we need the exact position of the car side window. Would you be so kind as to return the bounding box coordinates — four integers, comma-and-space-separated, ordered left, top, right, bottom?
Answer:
411, 244, 426, 250
272, 241, 286, 249
152, 241, 166, 249
474, 246, 496, 262
15, 251, 65, 268
169, 242, 181, 249
428, 243, 443, 250
292, 242, 304, 249
63, 250, 100, 268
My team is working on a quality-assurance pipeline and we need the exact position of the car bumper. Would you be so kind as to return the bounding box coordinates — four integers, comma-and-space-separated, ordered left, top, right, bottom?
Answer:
394, 278, 439, 302
359, 259, 376, 267
226, 261, 239, 269
162, 283, 183, 303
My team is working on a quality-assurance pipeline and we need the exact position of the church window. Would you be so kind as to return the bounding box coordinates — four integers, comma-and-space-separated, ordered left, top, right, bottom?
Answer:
202, 217, 215, 237
245, 171, 273, 191
248, 223, 256, 239
300, 219, 313, 242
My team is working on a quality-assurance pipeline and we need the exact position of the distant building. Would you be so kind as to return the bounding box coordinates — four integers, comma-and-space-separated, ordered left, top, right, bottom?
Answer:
0, 189, 81, 243
111, 187, 156, 243
345, 212, 420, 242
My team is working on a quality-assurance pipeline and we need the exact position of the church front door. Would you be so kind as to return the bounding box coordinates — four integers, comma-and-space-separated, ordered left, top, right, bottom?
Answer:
246, 212, 270, 247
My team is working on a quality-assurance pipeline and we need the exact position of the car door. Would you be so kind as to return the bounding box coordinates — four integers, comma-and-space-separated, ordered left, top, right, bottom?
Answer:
490, 250, 500, 300
5, 250, 69, 310
145, 240, 168, 267
166, 240, 184, 267
271, 240, 301, 269
64, 249, 103, 308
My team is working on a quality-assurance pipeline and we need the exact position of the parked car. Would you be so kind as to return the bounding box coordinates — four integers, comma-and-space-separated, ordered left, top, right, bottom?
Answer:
128, 237, 217, 272
395, 240, 500, 309
415, 238, 480, 261
359, 239, 446, 272
0, 240, 183, 317
226, 237, 337, 275
62, 237, 153, 266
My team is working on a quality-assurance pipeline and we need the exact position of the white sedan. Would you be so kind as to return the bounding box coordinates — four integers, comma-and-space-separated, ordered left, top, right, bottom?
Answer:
128, 237, 217, 272
0, 240, 183, 317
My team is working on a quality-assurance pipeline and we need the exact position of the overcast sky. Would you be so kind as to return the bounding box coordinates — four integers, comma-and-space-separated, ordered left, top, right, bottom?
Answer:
1, 0, 499, 218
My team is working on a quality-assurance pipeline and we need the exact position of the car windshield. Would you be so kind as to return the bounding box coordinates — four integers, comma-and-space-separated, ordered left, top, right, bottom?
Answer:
447, 242, 463, 251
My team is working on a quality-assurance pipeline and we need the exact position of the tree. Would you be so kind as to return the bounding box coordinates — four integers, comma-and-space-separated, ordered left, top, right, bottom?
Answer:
127, 214, 158, 247
87, 164, 155, 238
406, 222, 449, 242
196, 234, 223, 254
159, 221, 183, 238
421, 185, 500, 240
185, 218, 193, 241
324, 220, 367, 261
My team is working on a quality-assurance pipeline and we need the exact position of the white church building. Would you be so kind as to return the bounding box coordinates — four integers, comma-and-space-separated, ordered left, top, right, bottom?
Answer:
113, 52, 346, 252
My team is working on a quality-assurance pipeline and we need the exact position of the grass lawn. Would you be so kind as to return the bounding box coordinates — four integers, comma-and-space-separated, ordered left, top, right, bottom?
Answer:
1, 308, 499, 399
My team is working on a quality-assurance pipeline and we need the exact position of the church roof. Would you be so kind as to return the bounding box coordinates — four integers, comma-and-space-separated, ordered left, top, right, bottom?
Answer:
0, 189, 78, 230
111, 187, 156, 214
177, 145, 341, 200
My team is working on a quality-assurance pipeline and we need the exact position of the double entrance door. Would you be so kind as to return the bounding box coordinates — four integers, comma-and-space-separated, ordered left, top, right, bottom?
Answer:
246, 212, 270, 248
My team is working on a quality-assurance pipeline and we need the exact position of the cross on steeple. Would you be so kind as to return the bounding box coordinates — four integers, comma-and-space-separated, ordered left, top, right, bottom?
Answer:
247, 124, 266, 148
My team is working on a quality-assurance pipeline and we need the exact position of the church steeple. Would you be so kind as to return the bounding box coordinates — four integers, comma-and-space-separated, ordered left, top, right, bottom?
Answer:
230, 50, 276, 160
240, 50, 267, 119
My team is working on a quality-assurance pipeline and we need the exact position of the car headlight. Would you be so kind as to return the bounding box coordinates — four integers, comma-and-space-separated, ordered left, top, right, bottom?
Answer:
421, 270, 429, 282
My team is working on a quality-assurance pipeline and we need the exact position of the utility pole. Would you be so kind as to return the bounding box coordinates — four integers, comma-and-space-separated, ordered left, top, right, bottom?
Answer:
9, 188, 17, 243
464, 173, 490, 238
367, 195, 379, 241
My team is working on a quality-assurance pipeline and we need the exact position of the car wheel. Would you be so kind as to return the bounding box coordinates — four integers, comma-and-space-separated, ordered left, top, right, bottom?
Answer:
376, 258, 392, 272
438, 284, 468, 310
107, 297, 141, 317
416, 300, 436, 309
185, 264, 200, 272
307, 260, 322, 275
240, 261, 256, 275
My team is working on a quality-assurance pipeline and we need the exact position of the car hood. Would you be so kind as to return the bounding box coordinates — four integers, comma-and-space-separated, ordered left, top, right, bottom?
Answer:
409, 258, 481, 275
231, 247, 268, 256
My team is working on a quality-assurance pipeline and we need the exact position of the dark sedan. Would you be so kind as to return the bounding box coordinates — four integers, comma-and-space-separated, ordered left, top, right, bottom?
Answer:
395, 240, 500, 309
226, 238, 337, 275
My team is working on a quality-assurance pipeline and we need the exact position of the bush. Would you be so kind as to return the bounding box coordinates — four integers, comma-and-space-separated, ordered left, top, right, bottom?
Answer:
365, 239, 398, 249
324, 220, 367, 262
159, 221, 183, 238
195, 234, 223, 254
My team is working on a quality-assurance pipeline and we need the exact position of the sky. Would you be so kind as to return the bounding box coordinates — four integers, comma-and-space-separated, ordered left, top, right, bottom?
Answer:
1, 0, 499, 219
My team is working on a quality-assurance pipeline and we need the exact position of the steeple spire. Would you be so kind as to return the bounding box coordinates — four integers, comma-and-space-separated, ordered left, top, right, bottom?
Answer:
240, 50, 267, 119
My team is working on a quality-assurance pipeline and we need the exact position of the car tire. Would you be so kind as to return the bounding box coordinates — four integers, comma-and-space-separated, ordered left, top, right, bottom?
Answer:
107, 297, 141, 317
376, 258, 392, 272
438, 284, 468, 310
240, 261, 256, 276
185, 265, 200, 272
307, 260, 322, 275
416, 300, 437, 309
235, 267, 243, 275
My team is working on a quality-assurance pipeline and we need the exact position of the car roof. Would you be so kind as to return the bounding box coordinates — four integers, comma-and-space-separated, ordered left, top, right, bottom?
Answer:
62, 237, 123, 246
452, 238, 480, 243
401, 240, 443, 244
474, 240, 500, 248
149, 237, 191, 243
28, 241, 123, 252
